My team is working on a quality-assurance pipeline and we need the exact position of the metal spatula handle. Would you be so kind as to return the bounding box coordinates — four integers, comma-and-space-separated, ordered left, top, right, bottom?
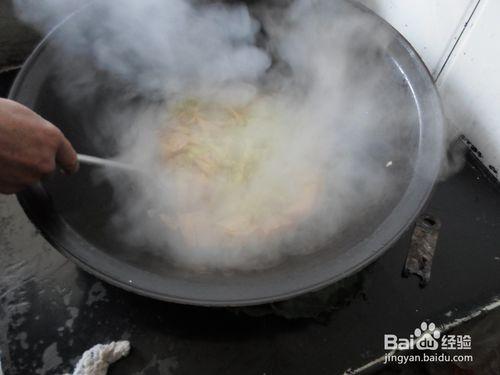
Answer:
77, 154, 138, 172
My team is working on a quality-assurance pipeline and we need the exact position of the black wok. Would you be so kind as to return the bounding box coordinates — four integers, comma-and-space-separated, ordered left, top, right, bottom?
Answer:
10, 0, 444, 306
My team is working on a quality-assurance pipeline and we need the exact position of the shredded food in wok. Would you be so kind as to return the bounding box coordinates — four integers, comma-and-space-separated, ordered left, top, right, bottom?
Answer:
157, 97, 321, 242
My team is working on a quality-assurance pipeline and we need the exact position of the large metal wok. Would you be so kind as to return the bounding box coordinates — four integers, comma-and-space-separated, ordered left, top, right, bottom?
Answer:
9, 0, 444, 306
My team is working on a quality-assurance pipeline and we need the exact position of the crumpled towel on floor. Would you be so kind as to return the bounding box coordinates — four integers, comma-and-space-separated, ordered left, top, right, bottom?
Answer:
65, 341, 130, 375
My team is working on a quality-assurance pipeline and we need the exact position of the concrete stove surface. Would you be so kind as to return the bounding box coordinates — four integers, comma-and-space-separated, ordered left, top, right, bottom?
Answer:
0, 69, 499, 375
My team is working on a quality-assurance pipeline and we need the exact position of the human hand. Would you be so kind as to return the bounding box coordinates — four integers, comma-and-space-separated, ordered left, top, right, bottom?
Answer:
0, 98, 78, 194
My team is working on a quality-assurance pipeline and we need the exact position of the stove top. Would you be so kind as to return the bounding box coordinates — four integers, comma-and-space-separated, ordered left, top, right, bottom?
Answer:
0, 69, 499, 375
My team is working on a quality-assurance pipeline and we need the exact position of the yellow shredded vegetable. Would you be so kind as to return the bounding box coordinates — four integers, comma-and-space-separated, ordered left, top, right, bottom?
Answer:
158, 97, 321, 240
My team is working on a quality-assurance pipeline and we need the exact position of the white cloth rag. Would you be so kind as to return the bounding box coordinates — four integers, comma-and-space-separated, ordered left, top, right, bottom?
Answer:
66, 341, 130, 375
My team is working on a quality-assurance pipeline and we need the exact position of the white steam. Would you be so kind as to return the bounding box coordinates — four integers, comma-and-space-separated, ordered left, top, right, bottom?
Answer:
15, 0, 429, 271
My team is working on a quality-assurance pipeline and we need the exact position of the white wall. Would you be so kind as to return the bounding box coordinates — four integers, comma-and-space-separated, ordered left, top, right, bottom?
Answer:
361, 0, 499, 180
358, 0, 479, 77
437, 0, 500, 178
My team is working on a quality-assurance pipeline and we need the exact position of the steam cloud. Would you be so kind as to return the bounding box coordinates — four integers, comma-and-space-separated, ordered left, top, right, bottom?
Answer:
15, 0, 440, 271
